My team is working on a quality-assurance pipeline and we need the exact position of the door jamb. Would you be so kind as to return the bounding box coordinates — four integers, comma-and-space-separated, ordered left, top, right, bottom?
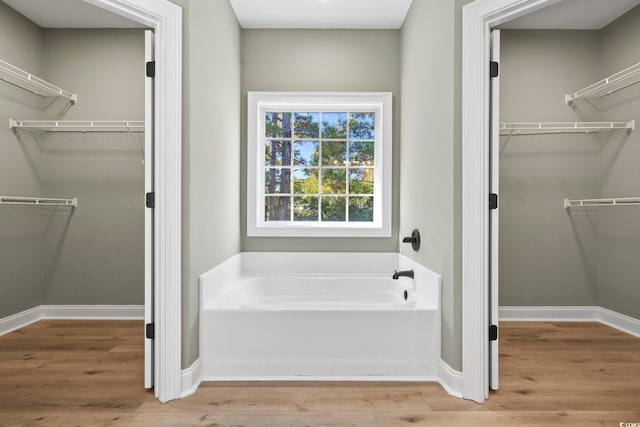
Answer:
461, 0, 561, 403
82, 0, 182, 403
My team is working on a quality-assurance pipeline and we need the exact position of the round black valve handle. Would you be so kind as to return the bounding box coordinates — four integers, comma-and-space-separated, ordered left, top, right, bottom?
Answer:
402, 229, 421, 251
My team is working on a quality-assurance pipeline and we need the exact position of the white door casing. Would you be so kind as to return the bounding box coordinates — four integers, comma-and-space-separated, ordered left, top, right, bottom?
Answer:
81, 0, 182, 403
462, 0, 562, 403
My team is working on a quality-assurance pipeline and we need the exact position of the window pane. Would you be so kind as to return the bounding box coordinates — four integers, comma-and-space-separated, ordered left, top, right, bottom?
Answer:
265, 168, 291, 195
349, 112, 375, 139
294, 113, 319, 138
265, 196, 291, 221
265, 140, 292, 167
321, 197, 346, 222
349, 168, 374, 194
321, 141, 346, 166
265, 112, 292, 138
294, 140, 319, 166
293, 196, 318, 221
321, 169, 346, 194
349, 196, 374, 222
293, 169, 319, 194
349, 141, 374, 166
322, 112, 347, 138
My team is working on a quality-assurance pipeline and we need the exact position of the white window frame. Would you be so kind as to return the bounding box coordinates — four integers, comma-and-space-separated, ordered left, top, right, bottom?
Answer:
247, 92, 392, 238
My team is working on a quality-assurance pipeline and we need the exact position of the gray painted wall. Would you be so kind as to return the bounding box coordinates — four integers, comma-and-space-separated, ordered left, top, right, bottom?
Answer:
0, 1, 46, 318
0, 8, 145, 315
241, 29, 401, 253
597, 6, 640, 320
40, 29, 145, 306
168, 0, 242, 369
400, 1, 462, 369
500, 11, 640, 321
499, 30, 602, 307
401, 0, 467, 371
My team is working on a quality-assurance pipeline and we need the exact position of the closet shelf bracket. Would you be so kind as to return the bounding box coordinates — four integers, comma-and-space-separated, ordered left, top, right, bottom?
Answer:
564, 197, 640, 209
0, 59, 77, 104
0, 196, 77, 208
9, 119, 145, 133
566, 61, 640, 105
499, 121, 634, 136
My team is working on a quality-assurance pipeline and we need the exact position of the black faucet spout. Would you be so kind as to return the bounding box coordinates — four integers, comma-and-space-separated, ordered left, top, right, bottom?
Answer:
392, 269, 414, 280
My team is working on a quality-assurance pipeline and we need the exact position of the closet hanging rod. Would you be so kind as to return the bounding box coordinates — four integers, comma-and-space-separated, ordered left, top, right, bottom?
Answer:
499, 121, 634, 135
564, 197, 640, 209
566, 61, 640, 105
0, 59, 77, 104
0, 196, 77, 207
9, 119, 145, 133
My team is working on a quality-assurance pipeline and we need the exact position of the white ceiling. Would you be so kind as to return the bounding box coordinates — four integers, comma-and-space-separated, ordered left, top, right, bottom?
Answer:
229, 0, 414, 29
2, 0, 146, 28
500, 0, 640, 29
3, 0, 639, 31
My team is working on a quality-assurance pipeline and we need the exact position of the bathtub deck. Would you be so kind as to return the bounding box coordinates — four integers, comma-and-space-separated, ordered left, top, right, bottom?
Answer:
1, 320, 639, 425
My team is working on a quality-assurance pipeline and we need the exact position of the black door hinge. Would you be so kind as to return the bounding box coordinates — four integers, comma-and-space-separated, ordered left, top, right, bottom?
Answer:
145, 323, 154, 339
489, 193, 498, 210
489, 324, 498, 341
146, 192, 155, 209
490, 61, 499, 78
146, 61, 156, 78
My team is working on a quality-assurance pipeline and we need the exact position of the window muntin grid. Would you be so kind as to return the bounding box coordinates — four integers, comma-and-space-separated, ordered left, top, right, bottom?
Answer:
264, 111, 376, 224
247, 92, 391, 238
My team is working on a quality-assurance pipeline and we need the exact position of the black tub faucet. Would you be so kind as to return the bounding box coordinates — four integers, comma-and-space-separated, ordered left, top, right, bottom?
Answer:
392, 269, 414, 280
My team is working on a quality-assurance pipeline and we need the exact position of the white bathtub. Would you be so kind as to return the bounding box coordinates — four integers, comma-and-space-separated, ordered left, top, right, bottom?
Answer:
200, 252, 441, 380
225, 276, 416, 309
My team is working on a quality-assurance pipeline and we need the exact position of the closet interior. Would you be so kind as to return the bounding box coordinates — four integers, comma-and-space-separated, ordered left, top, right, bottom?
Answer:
0, 1, 146, 321
498, 5, 640, 322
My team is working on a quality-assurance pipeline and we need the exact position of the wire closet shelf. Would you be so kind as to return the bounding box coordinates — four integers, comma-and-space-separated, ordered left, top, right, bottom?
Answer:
499, 121, 635, 136
0, 196, 77, 207
566, 61, 640, 105
564, 197, 640, 209
0, 59, 77, 104
9, 119, 145, 133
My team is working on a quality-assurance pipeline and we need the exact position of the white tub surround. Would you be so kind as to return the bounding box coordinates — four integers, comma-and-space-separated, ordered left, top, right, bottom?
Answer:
200, 252, 441, 381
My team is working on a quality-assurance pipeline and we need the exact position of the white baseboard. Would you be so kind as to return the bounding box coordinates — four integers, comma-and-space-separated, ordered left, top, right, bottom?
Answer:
500, 306, 640, 338
0, 306, 43, 336
499, 306, 598, 321
597, 307, 640, 338
181, 358, 202, 398
0, 305, 144, 336
41, 305, 144, 320
437, 359, 462, 398
201, 375, 438, 382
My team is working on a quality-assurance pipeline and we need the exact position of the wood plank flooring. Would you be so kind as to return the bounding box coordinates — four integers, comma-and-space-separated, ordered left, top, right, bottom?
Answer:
0, 320, 639, 426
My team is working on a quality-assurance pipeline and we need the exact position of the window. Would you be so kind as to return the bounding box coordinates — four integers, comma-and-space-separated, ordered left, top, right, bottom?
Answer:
247, 92, 392, 237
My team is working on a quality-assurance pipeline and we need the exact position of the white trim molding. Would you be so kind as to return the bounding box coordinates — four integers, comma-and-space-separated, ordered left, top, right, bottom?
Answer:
438, 359, 463, 399
0, 305, 144, 336
499, 306, 596, 321
462, 0, 563, 404
42, 305, 144, 319
500, 306, 640, 338
598, 307, 640, 338
0, 306, 43, 336
181, 358, 202, 398
81, 0, 183, 403
247, 92, 393, 238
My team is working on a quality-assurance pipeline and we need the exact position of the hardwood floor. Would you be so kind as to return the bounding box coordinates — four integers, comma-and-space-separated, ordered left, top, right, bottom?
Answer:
0, 320, 639, 426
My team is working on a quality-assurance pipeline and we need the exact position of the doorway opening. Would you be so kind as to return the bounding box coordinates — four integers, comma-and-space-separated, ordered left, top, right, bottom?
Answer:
0, 0, 181, 402
462, 0, 640, 403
